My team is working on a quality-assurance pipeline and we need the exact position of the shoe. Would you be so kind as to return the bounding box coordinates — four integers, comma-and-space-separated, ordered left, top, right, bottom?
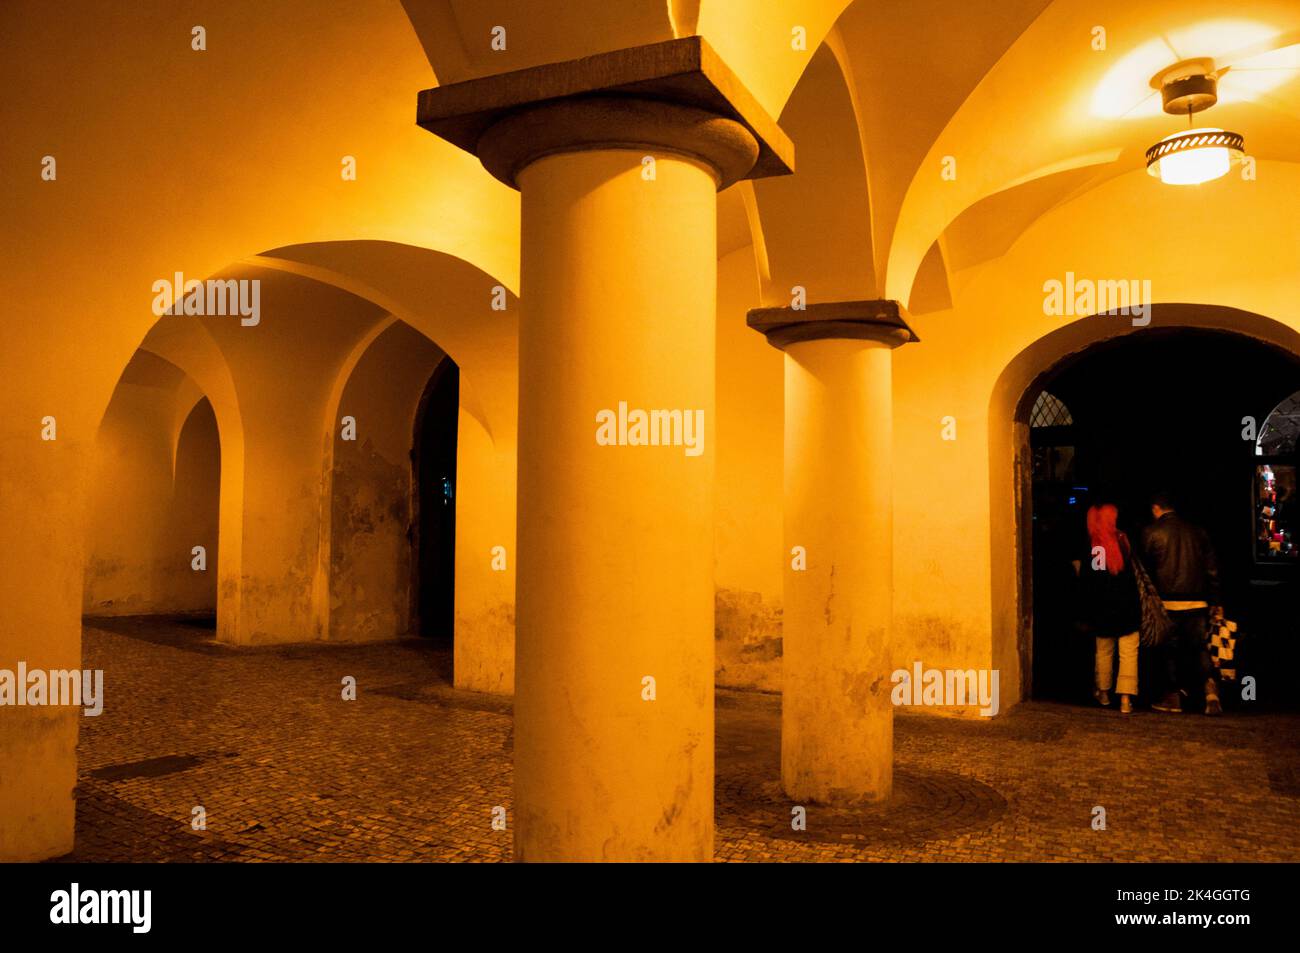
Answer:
1119, 695, 1133, 715
1152, 691, 1183, 713
1204, 678, 1222, 716
1094, 689, 1110, 707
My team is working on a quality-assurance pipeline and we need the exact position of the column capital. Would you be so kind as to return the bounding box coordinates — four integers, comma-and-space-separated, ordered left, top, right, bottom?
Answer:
416, 37, 793, 190
747, 299, 920, 350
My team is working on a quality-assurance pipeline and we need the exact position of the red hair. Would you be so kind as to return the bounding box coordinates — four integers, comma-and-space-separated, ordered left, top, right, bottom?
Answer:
1087, 504, 1128, 575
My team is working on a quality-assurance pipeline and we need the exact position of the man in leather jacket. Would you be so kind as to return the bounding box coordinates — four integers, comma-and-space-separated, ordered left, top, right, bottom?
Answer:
1141, 491, 1223, 715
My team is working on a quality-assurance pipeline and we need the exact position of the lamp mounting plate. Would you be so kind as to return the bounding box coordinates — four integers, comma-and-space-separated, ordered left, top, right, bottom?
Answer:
1150, 57, 1221, 115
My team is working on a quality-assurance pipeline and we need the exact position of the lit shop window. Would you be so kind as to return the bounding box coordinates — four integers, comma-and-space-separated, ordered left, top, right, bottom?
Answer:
1256, 464, 1297, 561
1255, 389, 1299, 562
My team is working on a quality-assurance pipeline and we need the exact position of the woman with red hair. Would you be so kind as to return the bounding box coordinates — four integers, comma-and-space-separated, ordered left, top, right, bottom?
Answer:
1074, 502, 1142, 713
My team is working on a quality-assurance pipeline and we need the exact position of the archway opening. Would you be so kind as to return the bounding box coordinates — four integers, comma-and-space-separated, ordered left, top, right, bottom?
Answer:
84, 352, 222, 629
1018, 328, 1300, 707
170, 397, 221, 626
414, 357, 460, 642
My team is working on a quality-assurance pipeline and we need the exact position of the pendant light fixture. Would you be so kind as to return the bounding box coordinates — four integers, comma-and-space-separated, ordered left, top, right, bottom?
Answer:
1145, 59, 1245, 186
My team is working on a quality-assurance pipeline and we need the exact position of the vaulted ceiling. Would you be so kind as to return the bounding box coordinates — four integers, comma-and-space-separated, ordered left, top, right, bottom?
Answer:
401, 0, 1300, 311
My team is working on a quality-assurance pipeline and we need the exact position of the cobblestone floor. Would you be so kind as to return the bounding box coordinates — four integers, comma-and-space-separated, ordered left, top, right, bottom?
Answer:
52, 618, 1300, 862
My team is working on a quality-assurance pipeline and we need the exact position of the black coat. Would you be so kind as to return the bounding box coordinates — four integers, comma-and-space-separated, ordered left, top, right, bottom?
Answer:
1140, 512, 1221, 604
1076, 536, 1142, 639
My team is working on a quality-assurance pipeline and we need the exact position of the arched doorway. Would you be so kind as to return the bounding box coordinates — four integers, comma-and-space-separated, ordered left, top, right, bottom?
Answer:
413, 358, 460, 641
1014, 327, 1300, 706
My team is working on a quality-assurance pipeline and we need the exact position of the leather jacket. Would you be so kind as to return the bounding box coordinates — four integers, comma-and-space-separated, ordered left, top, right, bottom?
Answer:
1140, 512, 1221, 605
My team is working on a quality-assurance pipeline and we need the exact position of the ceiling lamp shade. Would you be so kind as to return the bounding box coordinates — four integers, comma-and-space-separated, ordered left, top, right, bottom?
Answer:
1146, 127, 1245, 185
1145, 61, 1246, 186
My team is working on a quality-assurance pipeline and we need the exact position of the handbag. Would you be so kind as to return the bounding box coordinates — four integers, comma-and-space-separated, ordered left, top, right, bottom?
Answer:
1131, 555, 1174, 648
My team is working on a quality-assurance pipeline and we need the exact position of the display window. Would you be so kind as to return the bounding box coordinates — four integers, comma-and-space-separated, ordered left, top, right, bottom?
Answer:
1254, 390, 1300, 564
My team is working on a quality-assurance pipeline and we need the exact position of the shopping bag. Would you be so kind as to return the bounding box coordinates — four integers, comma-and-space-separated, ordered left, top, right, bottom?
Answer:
1208, 618, 1238, 680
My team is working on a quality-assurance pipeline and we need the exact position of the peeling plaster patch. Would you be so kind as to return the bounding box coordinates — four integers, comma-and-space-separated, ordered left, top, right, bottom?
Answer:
894, 613, 973, 663
715, 588, 782, 692
840, 670, 879, 710
329, 440, 412, 642
241, 568, 315, 643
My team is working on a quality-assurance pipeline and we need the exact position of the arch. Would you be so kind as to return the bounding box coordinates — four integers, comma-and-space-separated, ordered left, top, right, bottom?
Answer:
322, 319, 447, 642
885, 3, 1300, 303
170, 398, 222, 616
697, 0, 854, 118
1259, 389, 1300, 455
752, 40, 875, 304
833, 0, 1054, 299
401, 0, 854, 122
101, 241, 517, 652
318, 313, 515, 691
135, 316, 247, 642
251, 240, 517, 442
247, 240, 520, 685
84, 353, 222, 622
989, 303, 1300, 702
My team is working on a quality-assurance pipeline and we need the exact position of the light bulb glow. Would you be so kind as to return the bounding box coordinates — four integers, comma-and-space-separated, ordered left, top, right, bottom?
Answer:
1146, 128, 1244, 185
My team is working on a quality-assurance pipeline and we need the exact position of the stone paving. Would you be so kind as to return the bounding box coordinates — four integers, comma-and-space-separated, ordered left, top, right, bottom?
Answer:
50, 617, 1300, 863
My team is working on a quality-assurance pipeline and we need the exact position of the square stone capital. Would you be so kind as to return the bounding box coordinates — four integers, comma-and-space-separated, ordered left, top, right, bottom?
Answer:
747, 300, 920, 350
417, 37, 793, 186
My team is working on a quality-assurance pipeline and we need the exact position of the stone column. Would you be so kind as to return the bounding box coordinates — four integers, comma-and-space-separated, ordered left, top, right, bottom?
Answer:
418, 38, 793, 861
748, 302, 917, 804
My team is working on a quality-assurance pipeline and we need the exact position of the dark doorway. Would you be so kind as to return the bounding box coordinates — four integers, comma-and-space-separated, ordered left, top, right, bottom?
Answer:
1026, 329, 1300, 707
413, 358, 459, 642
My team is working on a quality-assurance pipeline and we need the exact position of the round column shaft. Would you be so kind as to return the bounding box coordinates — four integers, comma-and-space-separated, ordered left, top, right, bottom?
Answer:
507, 102, 754, 862
749, 302, 916, 805
415, 39, 794, 862
783, 337, 894, 803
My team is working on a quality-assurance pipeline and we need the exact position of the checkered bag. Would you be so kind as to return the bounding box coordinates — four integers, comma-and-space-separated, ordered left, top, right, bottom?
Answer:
1208, 619, 1238, 680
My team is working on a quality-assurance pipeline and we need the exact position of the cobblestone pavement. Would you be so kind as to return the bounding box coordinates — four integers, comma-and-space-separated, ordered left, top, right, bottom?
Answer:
52, 618, 1300, 863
